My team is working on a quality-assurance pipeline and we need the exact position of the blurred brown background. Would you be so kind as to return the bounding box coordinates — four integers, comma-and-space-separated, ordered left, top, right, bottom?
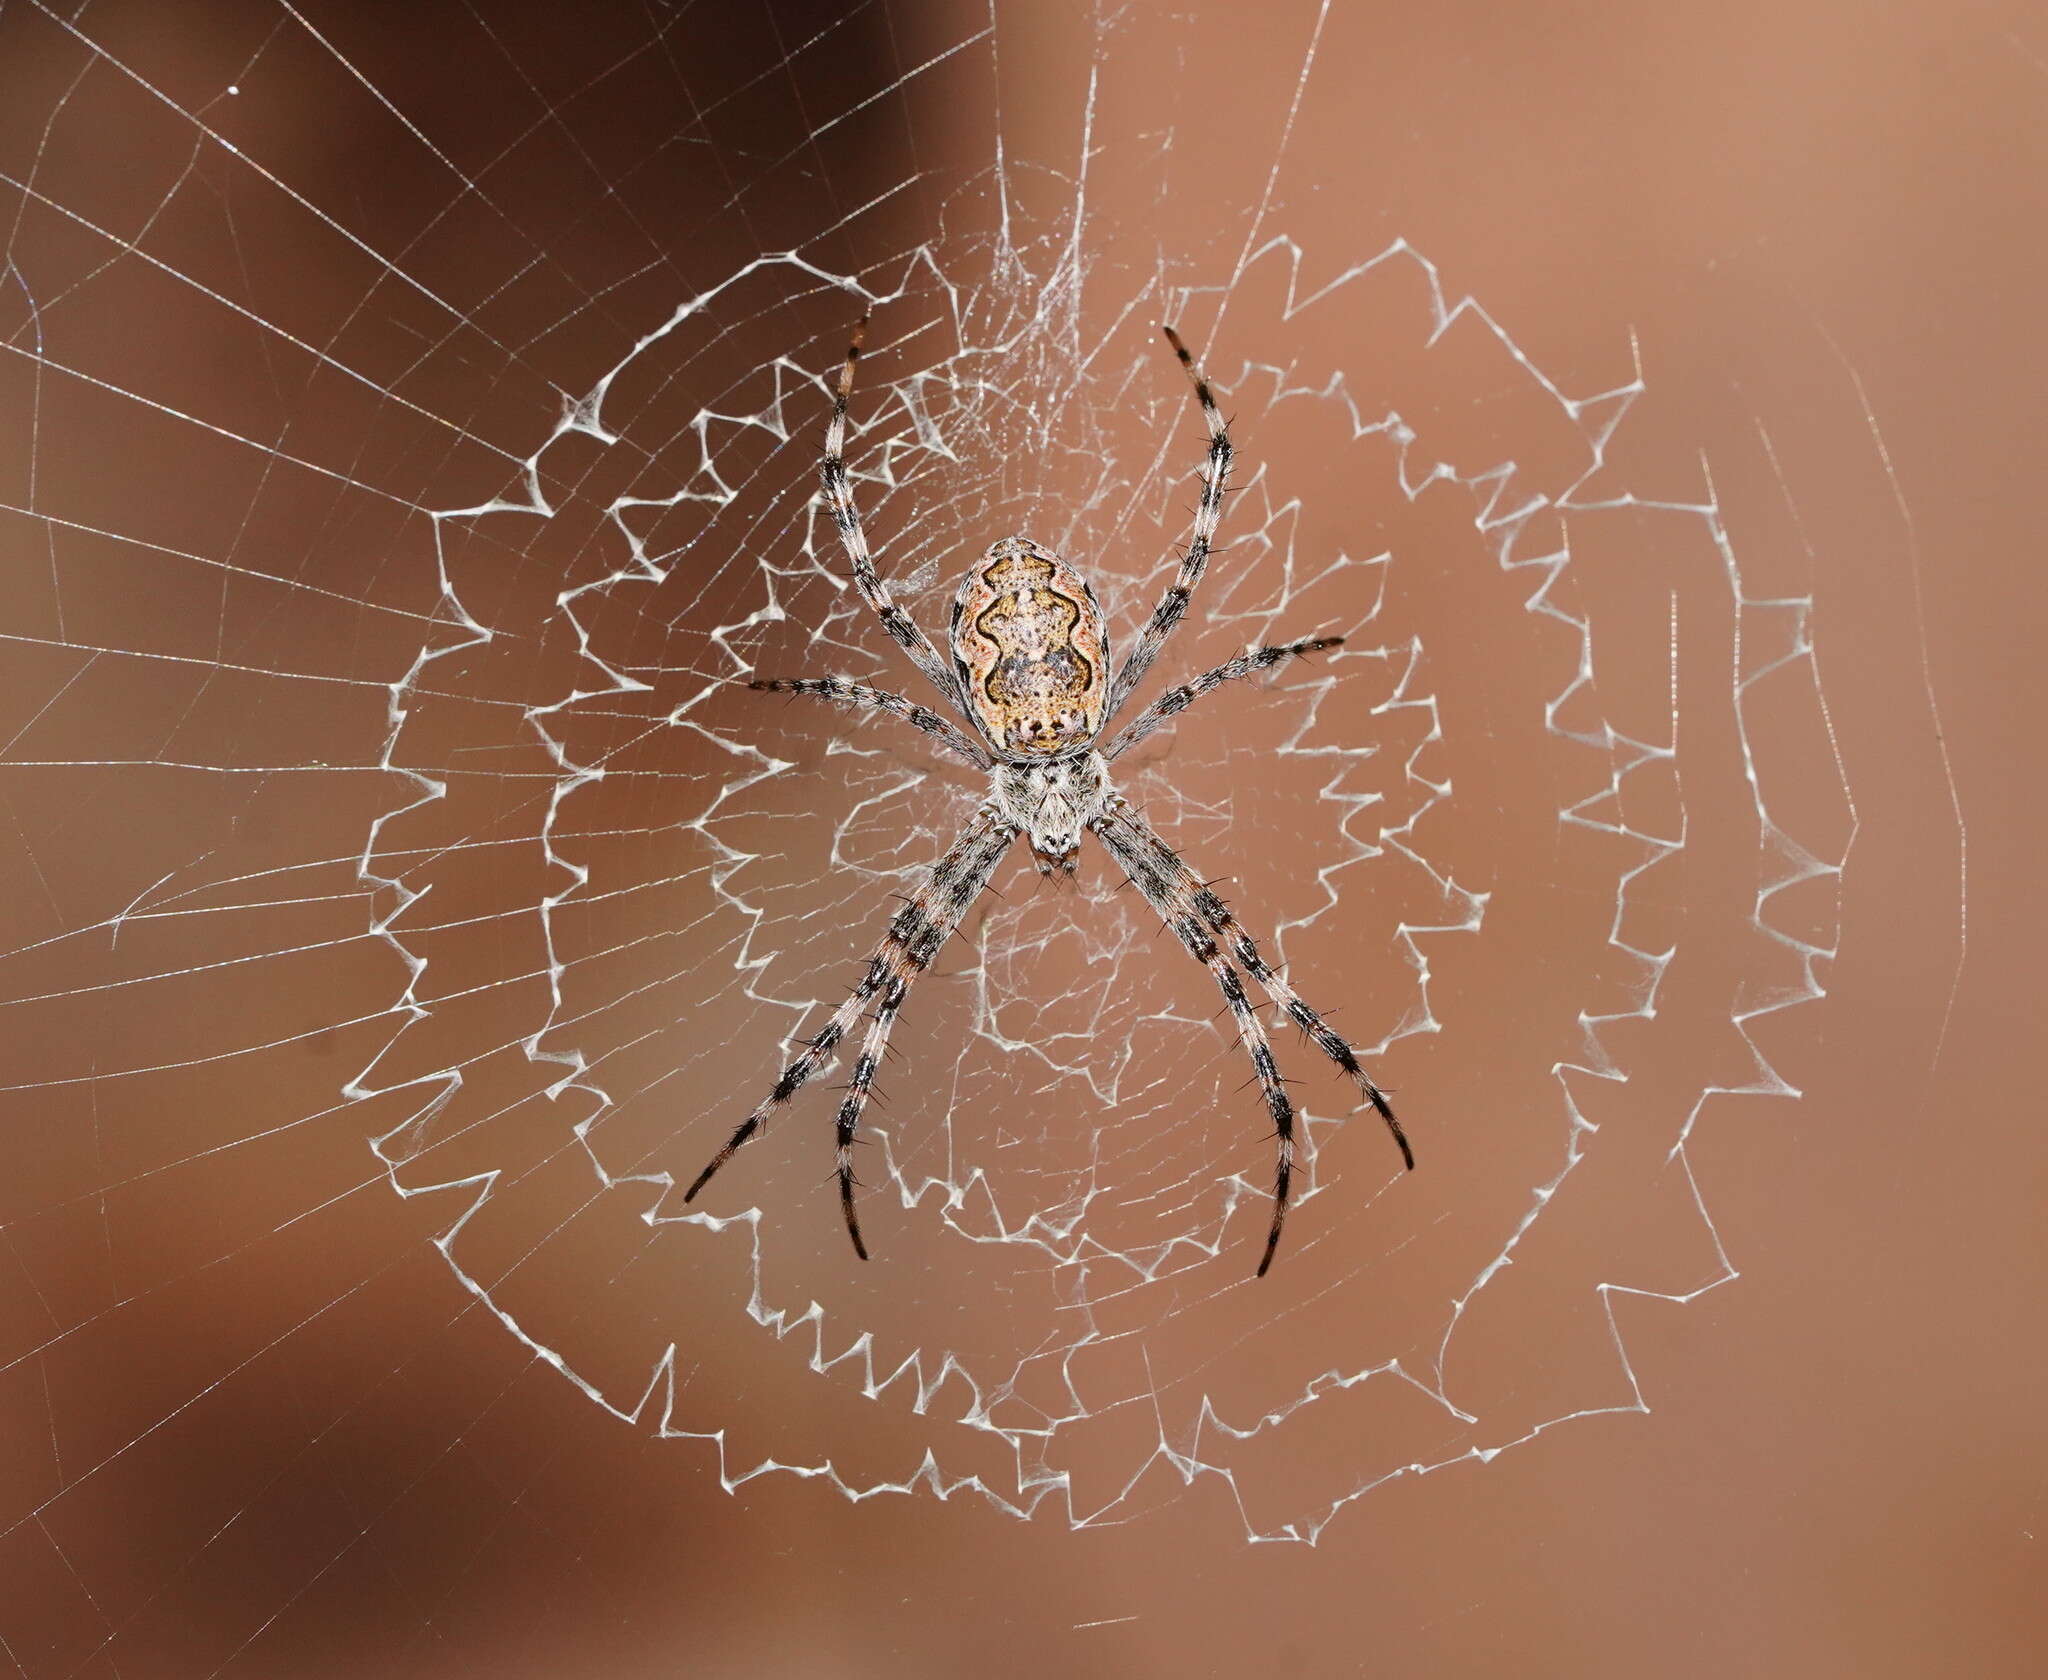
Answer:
0, 0, 2040, 1674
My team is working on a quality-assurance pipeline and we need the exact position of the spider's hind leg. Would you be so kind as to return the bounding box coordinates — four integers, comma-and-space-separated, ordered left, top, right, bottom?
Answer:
818, 314, 973, 719
747, 676, 990, 769
1104, 325, 1236, 724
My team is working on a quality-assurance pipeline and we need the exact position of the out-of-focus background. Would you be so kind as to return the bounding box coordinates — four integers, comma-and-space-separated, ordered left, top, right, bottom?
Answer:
1, 0, 2039, 1673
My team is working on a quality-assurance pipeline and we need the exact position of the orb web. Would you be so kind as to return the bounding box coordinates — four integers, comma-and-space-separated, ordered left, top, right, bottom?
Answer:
362, 207, 1842, 1539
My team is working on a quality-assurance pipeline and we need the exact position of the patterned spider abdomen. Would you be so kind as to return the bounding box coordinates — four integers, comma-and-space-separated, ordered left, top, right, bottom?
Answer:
950, 536, 1109, 755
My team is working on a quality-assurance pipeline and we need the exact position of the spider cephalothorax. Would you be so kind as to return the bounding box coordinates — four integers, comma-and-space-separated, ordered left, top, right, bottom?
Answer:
687, 317, 1412, 1275
991, 748, 1108, 875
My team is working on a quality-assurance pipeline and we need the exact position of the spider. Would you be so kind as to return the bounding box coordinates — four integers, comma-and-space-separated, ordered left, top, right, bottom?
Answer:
685, 316, 1412, 1275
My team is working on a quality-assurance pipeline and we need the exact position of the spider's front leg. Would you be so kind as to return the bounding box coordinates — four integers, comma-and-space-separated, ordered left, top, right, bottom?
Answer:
683, 808, 1016, 1259
1090, 813, 1302, 1276
1107, 807, 1411, 1169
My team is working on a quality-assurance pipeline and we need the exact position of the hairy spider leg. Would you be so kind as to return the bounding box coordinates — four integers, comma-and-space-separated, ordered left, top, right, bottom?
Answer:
1103, 636, 1344, 761
749, 677, 991, 769
1105, 325, 1235, 723
1090, 815, 1301, 1277
1106, 807, 1412, 1171
683, 810, 1016, 1257
822, 315, 973, 717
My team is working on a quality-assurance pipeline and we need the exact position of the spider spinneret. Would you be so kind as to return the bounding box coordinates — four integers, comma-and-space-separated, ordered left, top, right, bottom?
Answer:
689, 315, 1413, 1275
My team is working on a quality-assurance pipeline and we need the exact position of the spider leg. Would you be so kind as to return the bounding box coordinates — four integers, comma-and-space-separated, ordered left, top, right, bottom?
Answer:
821, 315, 973, 718
750, 676, 992, 769
830, 968, 908, 1260
684, 807, 1016, 1260
1105, 325, 1235, 723
1091, 815, 1300, 1277
1107, 806, 1412, 1171
1102, 635, 1343, 761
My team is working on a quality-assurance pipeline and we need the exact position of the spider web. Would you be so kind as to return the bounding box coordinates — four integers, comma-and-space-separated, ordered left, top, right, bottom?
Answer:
0, 0, 1854, 1656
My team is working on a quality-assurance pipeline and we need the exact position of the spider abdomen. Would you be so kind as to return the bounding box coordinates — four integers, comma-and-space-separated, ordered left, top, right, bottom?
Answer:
951, 537, 1108, 755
